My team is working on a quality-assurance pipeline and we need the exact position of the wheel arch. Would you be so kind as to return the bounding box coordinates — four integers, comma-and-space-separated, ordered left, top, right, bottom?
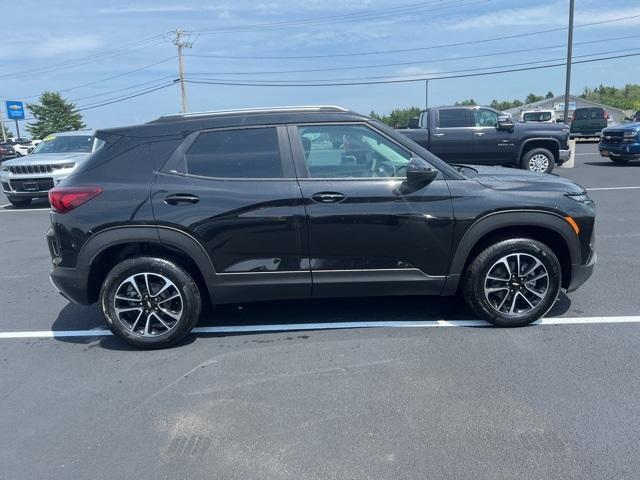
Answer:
519, 138, 560, 164
80, 226, 216, 304
443, 210, 580, 295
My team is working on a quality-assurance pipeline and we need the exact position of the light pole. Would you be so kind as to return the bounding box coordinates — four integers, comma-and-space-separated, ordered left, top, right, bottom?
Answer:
563, 0, 575, 125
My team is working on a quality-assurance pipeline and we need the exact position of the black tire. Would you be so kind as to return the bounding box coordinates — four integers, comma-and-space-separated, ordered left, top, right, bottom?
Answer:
521, 147, 555, 174
462, 238, 561, 327
100, 256, 202, 349
609, 156, 629, 165
8, 197, 32, 207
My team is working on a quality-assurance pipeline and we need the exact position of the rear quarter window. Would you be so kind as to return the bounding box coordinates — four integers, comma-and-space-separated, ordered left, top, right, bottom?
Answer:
183, 127, 283, 179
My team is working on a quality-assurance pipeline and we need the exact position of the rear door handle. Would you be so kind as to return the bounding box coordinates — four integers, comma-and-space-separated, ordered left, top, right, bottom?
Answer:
474, 132, 485, 136
164, 193, 200, 205
311, 192, 346, 203
433, 133, 445, 137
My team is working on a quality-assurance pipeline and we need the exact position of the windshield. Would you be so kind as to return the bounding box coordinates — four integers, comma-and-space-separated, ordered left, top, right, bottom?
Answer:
31, 135, 95, 154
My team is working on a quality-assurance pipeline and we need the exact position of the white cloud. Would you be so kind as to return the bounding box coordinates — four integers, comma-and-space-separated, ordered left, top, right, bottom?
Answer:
0, 34, 103, 59
445, 4, 564, 30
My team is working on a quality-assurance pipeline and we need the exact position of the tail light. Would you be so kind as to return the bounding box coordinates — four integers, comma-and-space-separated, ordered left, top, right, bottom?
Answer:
49, 187, 103, 214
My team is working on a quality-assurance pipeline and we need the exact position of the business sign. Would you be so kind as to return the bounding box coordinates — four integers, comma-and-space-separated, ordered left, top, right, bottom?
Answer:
553, 102, 576, 112
6, 101, 25, 120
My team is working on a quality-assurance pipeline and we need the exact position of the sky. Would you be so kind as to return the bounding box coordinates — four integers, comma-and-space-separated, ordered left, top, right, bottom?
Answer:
1, 0, 640, 131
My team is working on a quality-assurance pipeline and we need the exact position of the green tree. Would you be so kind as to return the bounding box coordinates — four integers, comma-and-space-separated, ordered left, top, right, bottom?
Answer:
370, 107, 421, 127
0, 123, 13, 140
580, 83, 640, 110
545, 91, 555, 99
26, 92, 85, 139
455, 98, 477, 106
490, 99, 523, 111
525, 93, 544, 104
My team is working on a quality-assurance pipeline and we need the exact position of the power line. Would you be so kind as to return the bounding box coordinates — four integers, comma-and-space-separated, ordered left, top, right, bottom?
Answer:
75, 81, 178, 111
193, 0, 486, 34
68, 76, 177, 103
186, 34, 640, 77
189, 47, 640, 84
184, 51, 640, 87
0, 35, 168, 80
190, 13, 640, 60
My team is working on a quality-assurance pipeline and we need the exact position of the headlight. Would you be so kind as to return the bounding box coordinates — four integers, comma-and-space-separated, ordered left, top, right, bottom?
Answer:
623, 130, 638, 138
1, 166, 9, 172
565, 192, 595, 213
51, 162, 76, 170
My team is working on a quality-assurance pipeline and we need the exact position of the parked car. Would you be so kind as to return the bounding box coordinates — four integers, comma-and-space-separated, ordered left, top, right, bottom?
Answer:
521, 109, 555, 123
399, 106, 571, 174
570, 107, 608, 138
0, 143, 17, 162
0, 130, 100, 207
7, 138, 36, 157
46, 106, 596, 348
598, 122, 640, 164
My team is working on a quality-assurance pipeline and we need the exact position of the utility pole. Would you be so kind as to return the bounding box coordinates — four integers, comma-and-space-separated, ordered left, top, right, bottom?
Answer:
425, 79, 429, 109
563, 0, 575, 125
0, 105, 6, 142
173, 29, 193, 113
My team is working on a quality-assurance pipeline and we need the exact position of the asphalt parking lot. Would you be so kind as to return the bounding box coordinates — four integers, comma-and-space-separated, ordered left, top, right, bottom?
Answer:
1, 141, 639, 479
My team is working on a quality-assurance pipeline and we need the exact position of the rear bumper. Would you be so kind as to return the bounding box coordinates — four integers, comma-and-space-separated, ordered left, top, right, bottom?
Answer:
47, 227, 92, 305
50, 266, 92, 305
566, 252, 596, 293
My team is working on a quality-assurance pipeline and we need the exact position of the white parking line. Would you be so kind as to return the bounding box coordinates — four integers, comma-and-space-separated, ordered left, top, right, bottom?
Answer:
0, 316, 638, 340
587, 186, 640, 191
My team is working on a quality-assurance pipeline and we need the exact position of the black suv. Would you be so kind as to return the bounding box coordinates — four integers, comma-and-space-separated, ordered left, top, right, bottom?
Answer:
47, 106, 596, 348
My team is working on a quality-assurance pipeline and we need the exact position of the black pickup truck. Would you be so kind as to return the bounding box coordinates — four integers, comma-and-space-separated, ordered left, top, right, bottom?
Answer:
400, 106, 571, 174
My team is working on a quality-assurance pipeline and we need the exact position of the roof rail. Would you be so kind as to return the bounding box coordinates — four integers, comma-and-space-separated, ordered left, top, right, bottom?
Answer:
153, 105, 350, 121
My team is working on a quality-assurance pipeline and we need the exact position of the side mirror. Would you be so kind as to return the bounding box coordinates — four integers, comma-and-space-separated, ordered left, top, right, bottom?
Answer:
407, 117, 419, 129
406, 157, 438, 187
497, 115, 514, 130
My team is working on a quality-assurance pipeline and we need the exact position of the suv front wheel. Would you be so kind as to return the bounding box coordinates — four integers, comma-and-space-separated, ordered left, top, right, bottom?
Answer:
100, 256, 202, 348
462, 238, 561, 327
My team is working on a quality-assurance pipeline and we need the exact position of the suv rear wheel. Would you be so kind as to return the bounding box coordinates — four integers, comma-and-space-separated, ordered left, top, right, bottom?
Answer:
100, 256, 202, 348
609, 155, 629, 165
462, 238, 561, 327
522, 147, 554, 174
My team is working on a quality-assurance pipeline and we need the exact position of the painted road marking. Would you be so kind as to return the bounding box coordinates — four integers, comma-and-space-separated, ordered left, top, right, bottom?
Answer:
587, 186, 640, 191
0, 316, 639, 339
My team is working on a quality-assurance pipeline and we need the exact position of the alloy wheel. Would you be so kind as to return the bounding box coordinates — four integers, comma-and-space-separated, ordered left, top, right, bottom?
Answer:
484, 253, 549, 316
113, 273, 184, 337
528, 154, 550, 172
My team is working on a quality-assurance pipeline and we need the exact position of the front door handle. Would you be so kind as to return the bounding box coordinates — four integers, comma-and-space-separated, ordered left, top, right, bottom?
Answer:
474, 132, 485, 136
433, 133, 445, 137
164, 193, 200, 205
311, 192, 346, 203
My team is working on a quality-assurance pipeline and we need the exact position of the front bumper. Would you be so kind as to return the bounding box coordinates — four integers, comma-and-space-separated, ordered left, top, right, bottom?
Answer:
599, 142, 640, 159
558, 148, 571, 163
0, 171, 69, 197
566, 252, 596, 293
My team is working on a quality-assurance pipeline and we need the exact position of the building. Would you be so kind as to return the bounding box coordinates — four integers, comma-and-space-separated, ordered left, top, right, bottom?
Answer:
504, 95, 627, 123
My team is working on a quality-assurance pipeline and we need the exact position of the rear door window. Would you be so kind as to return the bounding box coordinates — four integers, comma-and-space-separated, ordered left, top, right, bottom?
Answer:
438, 109, 472, 128
184, 127, 283, 178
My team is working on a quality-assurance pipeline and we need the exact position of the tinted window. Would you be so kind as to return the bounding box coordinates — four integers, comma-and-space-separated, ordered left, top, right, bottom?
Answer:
185, 128, 283, 178
297, 124, 411, 178
573, 108, 589, 120
523, 111, 552, 122
438, 109, 471, 128
474, 109, 499, 127
590, 108, 605, 119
